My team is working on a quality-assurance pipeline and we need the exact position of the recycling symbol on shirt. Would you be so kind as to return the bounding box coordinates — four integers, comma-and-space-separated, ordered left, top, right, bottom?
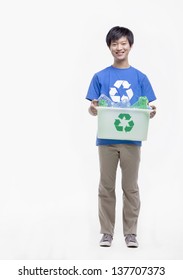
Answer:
109, 80, 134, 102
114, 113, 134, 132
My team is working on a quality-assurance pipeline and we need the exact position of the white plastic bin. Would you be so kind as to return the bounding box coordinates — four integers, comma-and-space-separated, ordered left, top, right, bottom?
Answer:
97, 107, 151, 141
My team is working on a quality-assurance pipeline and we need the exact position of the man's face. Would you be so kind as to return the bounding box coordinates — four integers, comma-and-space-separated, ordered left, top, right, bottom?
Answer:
109, 36, 132, 62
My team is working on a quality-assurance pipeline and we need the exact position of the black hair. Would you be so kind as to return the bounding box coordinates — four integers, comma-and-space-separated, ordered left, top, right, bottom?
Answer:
106, 26, 134, 47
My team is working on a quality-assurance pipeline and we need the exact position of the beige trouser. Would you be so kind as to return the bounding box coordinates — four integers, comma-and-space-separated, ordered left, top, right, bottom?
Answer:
98, 144, 141, 236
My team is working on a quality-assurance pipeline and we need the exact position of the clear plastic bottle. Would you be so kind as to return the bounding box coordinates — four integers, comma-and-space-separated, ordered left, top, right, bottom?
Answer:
98, 94, 112, 107
112, 96, 131, 108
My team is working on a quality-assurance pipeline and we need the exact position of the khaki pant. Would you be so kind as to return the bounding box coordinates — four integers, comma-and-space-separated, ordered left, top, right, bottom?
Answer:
98, 144, 141, 236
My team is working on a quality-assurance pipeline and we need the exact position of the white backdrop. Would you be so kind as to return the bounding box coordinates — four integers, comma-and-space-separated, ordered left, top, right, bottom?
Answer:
0, 0, 183, 260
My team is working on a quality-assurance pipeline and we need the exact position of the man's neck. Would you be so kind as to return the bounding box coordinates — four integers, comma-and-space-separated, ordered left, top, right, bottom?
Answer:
112, 60, 130, 69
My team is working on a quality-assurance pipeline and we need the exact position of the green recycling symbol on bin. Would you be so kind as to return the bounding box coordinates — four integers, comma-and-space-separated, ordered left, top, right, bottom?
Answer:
114, 113, 134, 132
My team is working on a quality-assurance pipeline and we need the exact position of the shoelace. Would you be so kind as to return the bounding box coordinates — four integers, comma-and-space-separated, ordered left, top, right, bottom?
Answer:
103, 234, 112, 242
126, 234, 136, 242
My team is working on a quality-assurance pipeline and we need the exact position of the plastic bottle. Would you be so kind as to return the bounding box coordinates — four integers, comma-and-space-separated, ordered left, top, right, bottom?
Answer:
131, 96, 150, 109
98, 94, 112, 107
112, 96, 131, 108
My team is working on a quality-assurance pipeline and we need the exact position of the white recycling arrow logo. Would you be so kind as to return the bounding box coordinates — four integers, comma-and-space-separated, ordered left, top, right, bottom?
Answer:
109, 80, 134, 103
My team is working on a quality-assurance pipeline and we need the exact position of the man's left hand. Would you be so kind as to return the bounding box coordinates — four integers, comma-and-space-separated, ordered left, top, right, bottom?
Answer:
150, 104, 157, 118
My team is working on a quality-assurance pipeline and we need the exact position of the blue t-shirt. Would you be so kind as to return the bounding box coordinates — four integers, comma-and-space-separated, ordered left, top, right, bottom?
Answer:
86, 65, 156, 146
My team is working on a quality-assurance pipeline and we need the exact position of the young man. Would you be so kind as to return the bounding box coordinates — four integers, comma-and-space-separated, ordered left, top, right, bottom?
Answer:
86, 26, 156, 248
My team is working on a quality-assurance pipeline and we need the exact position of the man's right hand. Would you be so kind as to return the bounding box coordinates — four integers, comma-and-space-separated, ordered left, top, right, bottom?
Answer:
88, 100, 98, 116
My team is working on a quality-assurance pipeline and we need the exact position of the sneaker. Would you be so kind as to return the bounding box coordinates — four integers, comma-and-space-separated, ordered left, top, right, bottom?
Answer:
100, 233, 113, 247
125, 234, 138, 248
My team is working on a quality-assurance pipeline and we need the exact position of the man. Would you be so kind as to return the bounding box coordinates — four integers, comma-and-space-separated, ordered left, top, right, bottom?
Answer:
86, 26, 156, 247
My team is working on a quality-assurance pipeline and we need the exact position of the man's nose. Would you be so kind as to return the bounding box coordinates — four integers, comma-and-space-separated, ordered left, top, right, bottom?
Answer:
116, 44, 122, 50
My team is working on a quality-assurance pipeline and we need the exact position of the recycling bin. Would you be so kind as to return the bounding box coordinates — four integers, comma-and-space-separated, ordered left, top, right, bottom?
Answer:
97, 107, 151, 141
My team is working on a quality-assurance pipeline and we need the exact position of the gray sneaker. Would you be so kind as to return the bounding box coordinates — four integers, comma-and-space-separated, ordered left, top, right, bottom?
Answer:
125, 234, 138, 248
100, 234, 113, 247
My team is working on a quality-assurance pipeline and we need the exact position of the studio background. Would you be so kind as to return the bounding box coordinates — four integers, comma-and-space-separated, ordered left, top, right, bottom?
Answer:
0, 0, 182, 259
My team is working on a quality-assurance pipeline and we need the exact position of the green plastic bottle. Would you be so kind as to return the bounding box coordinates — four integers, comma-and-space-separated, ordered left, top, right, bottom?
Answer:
131, 96, 149, 109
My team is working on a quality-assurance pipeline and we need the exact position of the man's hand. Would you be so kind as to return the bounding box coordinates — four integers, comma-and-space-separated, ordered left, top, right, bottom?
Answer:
150, 104, 157, 118
88, 100, 98, 116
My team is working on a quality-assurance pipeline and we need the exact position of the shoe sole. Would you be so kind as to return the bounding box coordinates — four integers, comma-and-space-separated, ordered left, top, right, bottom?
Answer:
100, 241, 111, 247
126, 241, 138, 248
